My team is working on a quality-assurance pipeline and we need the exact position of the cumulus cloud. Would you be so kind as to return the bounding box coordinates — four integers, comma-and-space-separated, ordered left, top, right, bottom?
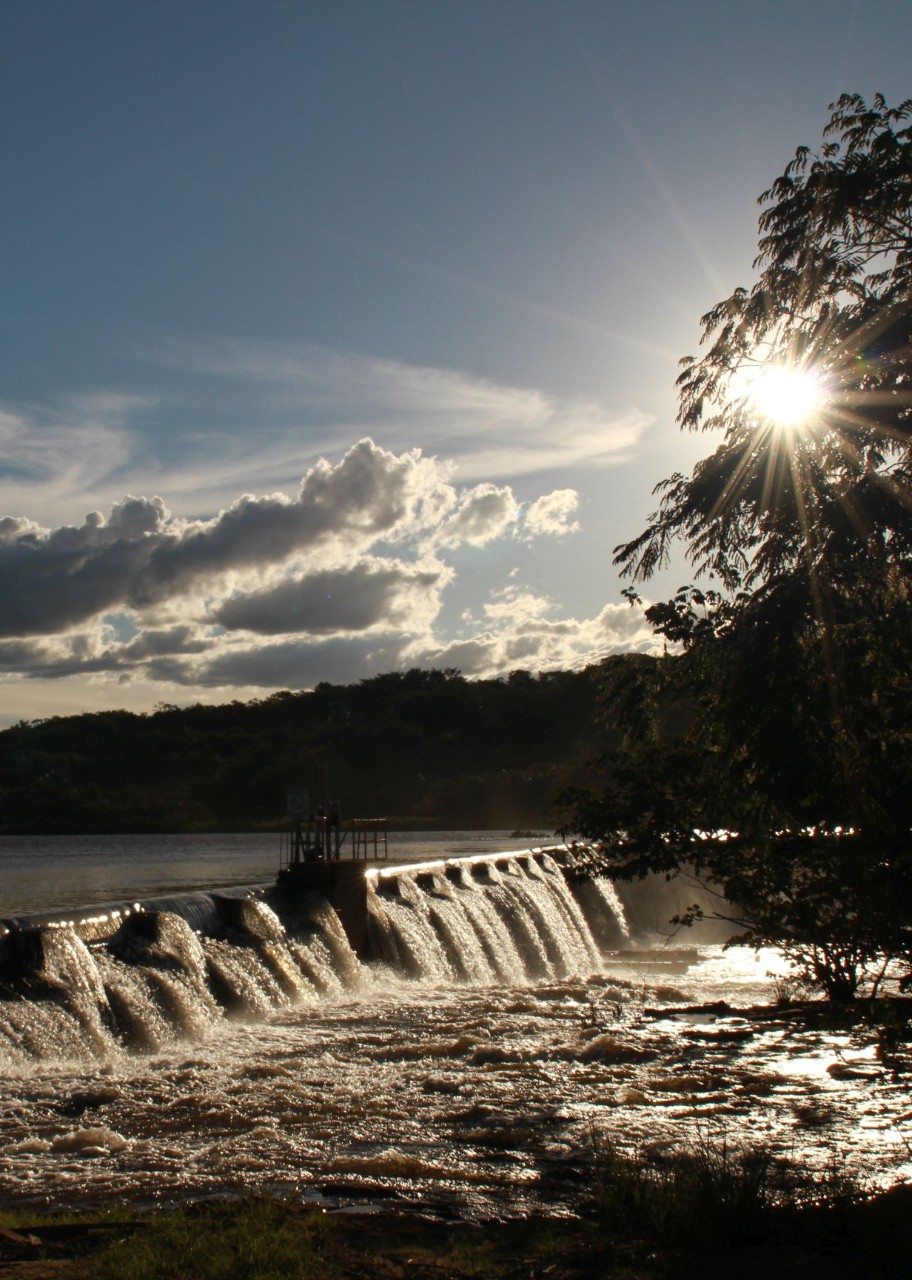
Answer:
0, 437, 589, 650
432, 484, 582, 549
0, 627, 128, 680
0, 590, 661, 695
433, 484, 518, 548
524, 489, 580, 537
213, 560, 448, 636
0, 497, 167, 637
160, 596, 660, 691
0, 441, 453, 637
418, 599, 662, 678
117, 625, 212, 660
0, 419, 662, 705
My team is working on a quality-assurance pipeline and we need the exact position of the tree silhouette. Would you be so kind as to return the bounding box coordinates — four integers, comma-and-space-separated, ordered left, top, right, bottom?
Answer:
565, 95, 912, 999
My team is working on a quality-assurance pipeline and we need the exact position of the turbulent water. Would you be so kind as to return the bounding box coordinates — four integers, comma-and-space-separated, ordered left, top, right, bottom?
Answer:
0, 838, 910, 1218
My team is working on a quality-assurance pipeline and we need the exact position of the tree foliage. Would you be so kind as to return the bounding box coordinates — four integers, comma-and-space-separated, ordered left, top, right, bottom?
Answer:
564, 94, 912, 998
0, 667, 612, 834
616, 91, 912, 592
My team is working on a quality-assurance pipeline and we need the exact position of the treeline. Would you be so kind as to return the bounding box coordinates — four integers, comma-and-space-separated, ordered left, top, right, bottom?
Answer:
0, 665, 626, 834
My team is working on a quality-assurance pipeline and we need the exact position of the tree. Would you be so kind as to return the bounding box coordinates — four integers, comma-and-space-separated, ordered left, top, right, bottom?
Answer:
563, 94, 912, 999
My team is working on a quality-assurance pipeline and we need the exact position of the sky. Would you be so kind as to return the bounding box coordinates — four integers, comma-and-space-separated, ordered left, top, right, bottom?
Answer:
0, 0, 908, 726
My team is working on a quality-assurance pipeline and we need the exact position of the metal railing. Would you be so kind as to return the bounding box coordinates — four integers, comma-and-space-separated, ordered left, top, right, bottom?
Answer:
280, 816, 388, 867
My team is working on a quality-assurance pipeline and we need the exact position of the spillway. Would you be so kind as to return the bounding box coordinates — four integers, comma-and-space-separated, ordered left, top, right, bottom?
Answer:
0, 849, 629, 1067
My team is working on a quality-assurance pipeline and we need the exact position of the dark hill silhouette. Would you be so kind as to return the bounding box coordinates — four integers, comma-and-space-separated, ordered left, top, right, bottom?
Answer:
0, 664, 628, 834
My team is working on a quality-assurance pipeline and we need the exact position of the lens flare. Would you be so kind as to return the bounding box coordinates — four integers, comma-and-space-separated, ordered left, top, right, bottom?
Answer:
749, 365, 825, 428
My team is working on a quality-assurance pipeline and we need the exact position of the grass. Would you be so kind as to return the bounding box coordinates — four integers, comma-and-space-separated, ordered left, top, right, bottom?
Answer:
592, 1133, 860, 1239
2, 1146, 911, 1279
73, 1198, 334, 1280
587, 1137, 912, 1278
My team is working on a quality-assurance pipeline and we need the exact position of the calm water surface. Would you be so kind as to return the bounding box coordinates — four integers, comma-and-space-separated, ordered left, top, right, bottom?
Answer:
0, 831, 541, 916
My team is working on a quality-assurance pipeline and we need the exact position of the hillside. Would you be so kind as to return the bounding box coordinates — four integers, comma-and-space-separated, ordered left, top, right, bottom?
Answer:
0, 665, 625, 834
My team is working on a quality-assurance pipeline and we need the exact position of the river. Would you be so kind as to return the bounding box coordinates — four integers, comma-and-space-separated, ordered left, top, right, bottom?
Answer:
0, 832, 909, 1219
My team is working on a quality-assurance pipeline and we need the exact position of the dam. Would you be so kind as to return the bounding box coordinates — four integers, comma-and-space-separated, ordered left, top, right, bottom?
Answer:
0, 846, 628, 1065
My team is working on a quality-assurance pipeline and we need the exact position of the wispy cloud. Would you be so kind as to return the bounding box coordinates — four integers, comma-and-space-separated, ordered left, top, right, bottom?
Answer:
0, 393, 155, 523
0, 343, 651, 525
152, 337, 653, 483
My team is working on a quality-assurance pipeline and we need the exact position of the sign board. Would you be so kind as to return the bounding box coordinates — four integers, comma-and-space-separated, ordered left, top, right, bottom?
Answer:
286, 786, 310, 820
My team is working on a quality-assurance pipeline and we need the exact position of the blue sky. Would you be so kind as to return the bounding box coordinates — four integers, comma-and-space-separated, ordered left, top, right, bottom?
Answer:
0, 0, 908, 724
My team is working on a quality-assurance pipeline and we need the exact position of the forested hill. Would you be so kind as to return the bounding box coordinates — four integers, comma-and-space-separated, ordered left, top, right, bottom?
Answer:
0, 665, 628, 834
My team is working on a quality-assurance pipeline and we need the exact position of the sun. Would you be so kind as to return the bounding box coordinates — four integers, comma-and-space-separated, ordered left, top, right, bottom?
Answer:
748, 364, 825, 428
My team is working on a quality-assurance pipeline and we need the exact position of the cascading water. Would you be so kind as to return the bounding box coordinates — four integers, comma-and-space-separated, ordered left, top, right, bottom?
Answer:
368, 854, 603, 985
1, 842, 910, 1216
0, 850, 629, 1067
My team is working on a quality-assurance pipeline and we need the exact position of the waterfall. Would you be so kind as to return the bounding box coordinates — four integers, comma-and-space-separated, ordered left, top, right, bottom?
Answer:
0, 851, 628, 1066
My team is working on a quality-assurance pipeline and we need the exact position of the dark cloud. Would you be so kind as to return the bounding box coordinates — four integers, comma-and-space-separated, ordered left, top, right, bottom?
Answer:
148, 636, 407, 689
0, 498, 167, 636
0, 639, 51, 672
416, 636, 500, 676
0, 624, 213, 681
0, 441, 443, 637
117, 626, 212, 660
213, 563, 443, 635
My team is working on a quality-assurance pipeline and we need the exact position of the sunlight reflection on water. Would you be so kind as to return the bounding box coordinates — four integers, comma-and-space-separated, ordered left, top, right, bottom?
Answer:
0, 831, 538, 915
0, 942, 910, 1216
0, 838, 910, 1217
